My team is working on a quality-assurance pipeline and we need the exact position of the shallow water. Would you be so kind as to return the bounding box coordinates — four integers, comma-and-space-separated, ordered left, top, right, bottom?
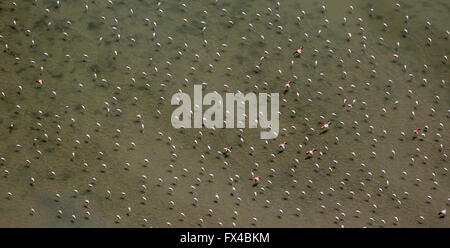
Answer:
0, 0, 449, 227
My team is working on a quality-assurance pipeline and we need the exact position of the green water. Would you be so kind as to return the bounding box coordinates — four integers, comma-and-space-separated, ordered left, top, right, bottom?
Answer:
0, 0, 449, 227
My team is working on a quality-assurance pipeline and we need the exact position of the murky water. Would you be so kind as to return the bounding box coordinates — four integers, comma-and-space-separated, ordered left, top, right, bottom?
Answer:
0, 0, 449, 227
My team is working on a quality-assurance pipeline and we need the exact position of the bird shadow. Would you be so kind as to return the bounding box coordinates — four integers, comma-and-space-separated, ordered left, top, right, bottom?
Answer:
319, 129, 329, 135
